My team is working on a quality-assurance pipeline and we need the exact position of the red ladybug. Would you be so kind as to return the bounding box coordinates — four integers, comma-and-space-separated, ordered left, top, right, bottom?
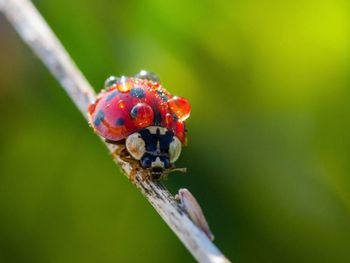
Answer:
88, 71, 191, 180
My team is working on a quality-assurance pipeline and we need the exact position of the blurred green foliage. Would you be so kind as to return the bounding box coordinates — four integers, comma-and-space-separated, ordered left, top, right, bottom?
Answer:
1, 0, 350, 262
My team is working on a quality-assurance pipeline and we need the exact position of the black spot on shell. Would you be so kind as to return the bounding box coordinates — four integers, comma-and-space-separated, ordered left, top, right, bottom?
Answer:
106, 90, 119, 102
130, 87, 146, 98
116, 118, 125, 126
156, 89, 168, 102
93, 110, 104, 126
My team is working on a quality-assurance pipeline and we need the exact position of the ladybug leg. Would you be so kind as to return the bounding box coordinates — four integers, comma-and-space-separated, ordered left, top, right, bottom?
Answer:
111, 145, 142, 181
162, 166, 187, 179
118, 153, 143, 181
121, 157, 141, 182
129, 168, 138, 181
113, 144, 139, 168
168, 163, 187, 174
110, 142, 151, 181
105, 139, 125, 145
159, 173, 169, 181
128, 164, 150, 182
111, 145, 127, 158
170, 167, 187, 173
141, 169, 151, 181
110, 140, 128, 159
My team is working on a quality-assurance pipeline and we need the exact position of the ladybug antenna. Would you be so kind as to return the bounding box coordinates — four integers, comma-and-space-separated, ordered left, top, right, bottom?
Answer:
165, 167, 187, 175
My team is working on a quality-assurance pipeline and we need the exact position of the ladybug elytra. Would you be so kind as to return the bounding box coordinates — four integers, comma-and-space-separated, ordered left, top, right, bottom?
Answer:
88, 71, 191, 180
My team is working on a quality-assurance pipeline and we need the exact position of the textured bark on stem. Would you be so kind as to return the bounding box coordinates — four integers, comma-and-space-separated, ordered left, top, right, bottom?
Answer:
0, 1, 230, 262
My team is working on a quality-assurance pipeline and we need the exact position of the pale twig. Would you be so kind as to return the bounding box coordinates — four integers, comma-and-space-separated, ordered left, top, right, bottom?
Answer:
0, 0, 230, 262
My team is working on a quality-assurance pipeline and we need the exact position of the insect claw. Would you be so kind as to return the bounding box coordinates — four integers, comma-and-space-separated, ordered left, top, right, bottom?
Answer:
141, 169, 151, 181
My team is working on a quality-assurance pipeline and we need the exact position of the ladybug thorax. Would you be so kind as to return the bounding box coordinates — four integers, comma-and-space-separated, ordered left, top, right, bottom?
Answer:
126, 126, 182, 175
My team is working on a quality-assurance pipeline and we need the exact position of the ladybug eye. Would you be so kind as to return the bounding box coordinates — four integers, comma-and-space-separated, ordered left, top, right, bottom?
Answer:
141, 156, 152, 168
169, 137, 182, 163
161, 157, 170, 169
126, 133, 146, 160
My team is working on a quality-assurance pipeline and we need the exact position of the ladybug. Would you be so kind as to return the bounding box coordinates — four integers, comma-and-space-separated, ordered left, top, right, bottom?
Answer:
88, 70, 191, 180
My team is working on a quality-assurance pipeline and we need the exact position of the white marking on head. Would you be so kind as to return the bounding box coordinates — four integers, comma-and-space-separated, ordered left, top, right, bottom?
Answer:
146, 126, 167, 135
151, 157, 164, 168
125, 132, 146, 160
169, 136, 182, 163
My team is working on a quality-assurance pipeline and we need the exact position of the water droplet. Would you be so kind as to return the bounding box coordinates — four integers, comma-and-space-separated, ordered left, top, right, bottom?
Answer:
130, 103, 154, 127
104, 76, 118, 89
117, 76, 133, 92
134, 70, 160, 83
168, 96, 191, 121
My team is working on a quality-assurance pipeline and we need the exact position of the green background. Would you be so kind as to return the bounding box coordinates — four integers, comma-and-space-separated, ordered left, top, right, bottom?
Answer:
1, 0, 350, 262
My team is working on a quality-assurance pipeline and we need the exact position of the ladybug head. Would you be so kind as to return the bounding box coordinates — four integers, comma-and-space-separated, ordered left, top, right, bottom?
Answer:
125, 126, 182, 179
